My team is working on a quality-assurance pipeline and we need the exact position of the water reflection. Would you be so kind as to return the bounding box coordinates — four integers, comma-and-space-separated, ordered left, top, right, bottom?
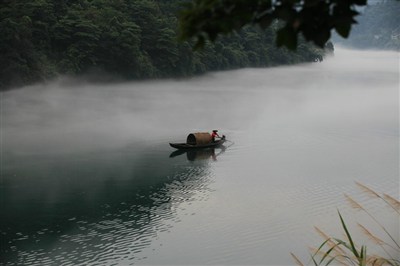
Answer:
169, 145, 227, 161
1, 145, 214, 265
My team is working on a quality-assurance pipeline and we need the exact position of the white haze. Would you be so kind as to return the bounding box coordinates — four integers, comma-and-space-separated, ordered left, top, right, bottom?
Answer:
1, 48, 398, 155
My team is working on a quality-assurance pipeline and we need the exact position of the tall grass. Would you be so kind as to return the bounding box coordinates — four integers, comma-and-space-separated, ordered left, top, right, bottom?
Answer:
291, 182, 400, 266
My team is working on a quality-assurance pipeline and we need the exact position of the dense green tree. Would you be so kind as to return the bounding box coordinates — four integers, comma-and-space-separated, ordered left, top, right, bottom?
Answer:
0, 0, 330, 90
0, 0, 56, 88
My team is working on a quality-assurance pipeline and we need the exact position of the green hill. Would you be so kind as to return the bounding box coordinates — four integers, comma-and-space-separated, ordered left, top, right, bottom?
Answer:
0, 0, 327, 90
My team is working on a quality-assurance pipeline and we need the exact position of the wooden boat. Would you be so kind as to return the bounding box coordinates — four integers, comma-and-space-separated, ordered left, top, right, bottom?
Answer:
169, 136, 226, 150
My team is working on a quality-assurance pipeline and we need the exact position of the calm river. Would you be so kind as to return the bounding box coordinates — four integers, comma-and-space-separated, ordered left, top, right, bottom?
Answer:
1, 49, 399, 265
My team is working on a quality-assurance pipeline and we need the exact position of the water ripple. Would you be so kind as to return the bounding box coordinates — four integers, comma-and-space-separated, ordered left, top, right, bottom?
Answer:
1, 158, 215, 266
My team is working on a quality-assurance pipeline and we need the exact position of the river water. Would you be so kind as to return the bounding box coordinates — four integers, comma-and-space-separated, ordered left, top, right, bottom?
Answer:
1, 49, 399, 265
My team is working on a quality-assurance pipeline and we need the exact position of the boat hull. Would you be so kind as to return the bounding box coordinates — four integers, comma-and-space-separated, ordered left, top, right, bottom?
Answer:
169, 139, 225, 150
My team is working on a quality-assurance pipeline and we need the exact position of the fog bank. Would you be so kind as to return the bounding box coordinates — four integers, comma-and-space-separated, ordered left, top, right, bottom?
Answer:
1, 48, 398, 155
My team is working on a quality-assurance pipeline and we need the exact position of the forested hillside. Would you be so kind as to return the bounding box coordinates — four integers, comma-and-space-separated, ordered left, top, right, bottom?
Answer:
0, 0, 327, 90
334, 0, 400, 50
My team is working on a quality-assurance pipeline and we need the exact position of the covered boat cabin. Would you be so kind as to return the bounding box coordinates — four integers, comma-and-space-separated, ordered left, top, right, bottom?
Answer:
186, 132, 212, 145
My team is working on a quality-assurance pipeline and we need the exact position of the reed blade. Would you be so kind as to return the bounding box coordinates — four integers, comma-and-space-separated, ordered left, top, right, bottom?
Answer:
338, 211, 360, 259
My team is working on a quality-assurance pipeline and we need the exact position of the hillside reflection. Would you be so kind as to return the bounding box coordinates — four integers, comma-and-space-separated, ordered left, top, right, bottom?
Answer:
1, 144, 213, 265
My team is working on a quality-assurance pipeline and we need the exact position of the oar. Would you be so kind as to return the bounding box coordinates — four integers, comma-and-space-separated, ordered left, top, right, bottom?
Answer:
224, 139, 234, 145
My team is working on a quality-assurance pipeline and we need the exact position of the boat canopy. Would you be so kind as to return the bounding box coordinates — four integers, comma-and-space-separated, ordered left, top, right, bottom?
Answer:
186, 132, 212, 145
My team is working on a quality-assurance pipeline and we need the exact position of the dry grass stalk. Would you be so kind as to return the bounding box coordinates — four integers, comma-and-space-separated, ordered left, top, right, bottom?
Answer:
355, 181, 400, 215
345, 191, 400, 250
345, 194, 363, 210
366, 256, 392, 266
357, 223, 384, 245
290, 252, 305, 266
358, 222, 400, 257
310, 245, 394, 266
309, 247, 349, 265
355, 182, 381, 199
293, 184, 400, 266
383, 193, 400, 212
314, 226, 347, 254
314, 226, 331, 241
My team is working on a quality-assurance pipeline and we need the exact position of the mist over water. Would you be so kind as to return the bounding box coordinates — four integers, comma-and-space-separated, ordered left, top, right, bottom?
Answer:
1, 48, 399, 265
2, 49, 398, 154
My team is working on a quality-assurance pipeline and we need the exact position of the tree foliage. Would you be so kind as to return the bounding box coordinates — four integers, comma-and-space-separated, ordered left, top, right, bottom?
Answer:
335, 1, 400, 50
178, 0, 374, 50
0, 0, 328, 90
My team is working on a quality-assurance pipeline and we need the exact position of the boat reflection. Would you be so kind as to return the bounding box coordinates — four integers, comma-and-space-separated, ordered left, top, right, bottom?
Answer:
169, 145, 227, 161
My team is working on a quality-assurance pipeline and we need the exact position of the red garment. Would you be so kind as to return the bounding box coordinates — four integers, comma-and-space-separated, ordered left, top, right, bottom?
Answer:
211, 132, 219, 138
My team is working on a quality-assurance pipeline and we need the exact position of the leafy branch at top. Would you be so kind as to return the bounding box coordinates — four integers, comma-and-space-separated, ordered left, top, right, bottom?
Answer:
178, 0, 399, 50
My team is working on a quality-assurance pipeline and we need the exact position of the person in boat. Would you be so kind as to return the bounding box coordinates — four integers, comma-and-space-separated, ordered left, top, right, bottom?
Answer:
211, 130, 220, 142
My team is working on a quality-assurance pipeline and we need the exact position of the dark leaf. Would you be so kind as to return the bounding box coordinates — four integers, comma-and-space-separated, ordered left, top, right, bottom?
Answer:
335, 23, 351, 38
276, 26, 297, 50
